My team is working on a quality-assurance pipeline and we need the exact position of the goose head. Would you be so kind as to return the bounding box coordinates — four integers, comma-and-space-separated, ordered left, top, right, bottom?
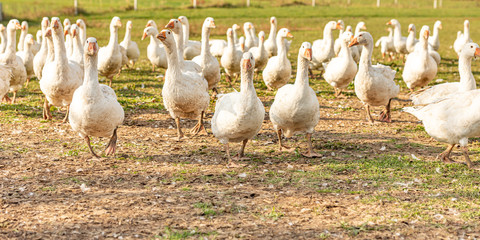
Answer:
177, 16, 189, 26
349, 32, 373, 47
408, 24, 415, 33
278, 28, 293, 39
36, 30, 42, 42
204, 17, 215, 29
63, 18, 71, 28
356, 21, 367, 30
232, 24, 241, 31
464, 20, 470, 29
142, 26, 157, 40
299, 42, 312, 61
7, 19, 21, 34
461, 42, 480, 59
326, 21, 339, 30
21, 21, 28, 31
345, 25, 352, 32
76, 19, 85, 28
258, 31, 265, 43
386, 19, 399, 27
337, 20, 344, 30
41, 17, 50, 31
270, 17, 277, 25
241, 52, 255, 72
244, 22, 253, 33
420, 26, 430, 41
126, 21, 133, 30
44, 27, 52, 39
341, 31, 354, 43
25, 34, 34, 45
434, 20, 442, 30
156, 29, 174, 47
110, 17, 122, 29
165, 19, 182, 34
64, 24, 71, 37
146, 20, 157, 29
70, 24, 79, 38
84, 37, 98, 56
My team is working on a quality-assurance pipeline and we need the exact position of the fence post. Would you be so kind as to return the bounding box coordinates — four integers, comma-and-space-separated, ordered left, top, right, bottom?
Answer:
74, 0, 78, 15
394, 0, 397, 4
312, 0, 315, 7
439, 0, 442, 7
433, 0, 437, 8
246, 0, 250, 7
376, 0, 380, 7
347, 0, 351, 5
134, 0, 137, 10
0, 3, 3, 22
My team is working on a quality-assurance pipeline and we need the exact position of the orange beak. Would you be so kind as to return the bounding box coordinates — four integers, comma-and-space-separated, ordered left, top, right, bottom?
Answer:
261, 36, 264, 41
305, 48, 312, 61
348, 37, 359, 47
242, 58, 252, 70
52, 20, 59, 29
116, 20, 122, 27
88, 41, 96, 53
424, 30, 429, 39
271, 19, 275, 24
72, 29, 77, 37
141, 32, 147, 40
209, 21, 216, 28
386, 21, 392, 25
64, 29, 69, 36
287, 32, 293, 38
22, 25, 26, 30
15, 23, 22, 30
361, 25, 367, 30
45, 29, 52, 37
146, 22, 151, 27
76, 19, 81, 25
156, 31, 167, 41
336, 23, 343, 30
408, 26, 412, 32
177, 17, 182, 23
165, 20, 175, 29
475, 48, 480, 57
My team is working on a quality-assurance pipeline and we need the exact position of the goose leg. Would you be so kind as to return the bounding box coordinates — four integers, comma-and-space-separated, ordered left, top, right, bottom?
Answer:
211, 87, 218, 99
175, 117, 184, 141
232, 139, 249, 164
190, 111, 207, 136
108, 77, 113, 87
62, 106, 70, 123
152, 64, 155, 73
85, 135, 100, 158
11, 91, 17, 104
277, 129, 295, 152
461, 146, 474, 168
25, 77, 30, 87
379, 98, 392, 123
225, 74, 233, 87
364, 104, 374, 124
226, 143, 241, 168
436, 144, 455, 163
302, 132, 322, 158
43, 98, 52, 120
105, 127, 118, 156
3, 94, 11, 103
334, 88, 343, 98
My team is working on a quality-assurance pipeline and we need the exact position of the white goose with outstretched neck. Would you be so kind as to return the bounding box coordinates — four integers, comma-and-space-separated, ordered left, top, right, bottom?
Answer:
192, 17, 220, 92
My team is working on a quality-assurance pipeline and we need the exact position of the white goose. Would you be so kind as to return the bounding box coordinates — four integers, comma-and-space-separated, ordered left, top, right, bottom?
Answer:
263, 28, 293, 90
247, 31, 268, 72
40, 17, 83, 121
0, 19, 26, 103
98, 16, 123, 86
429, 20, 442, 51
69, 24, 84, 67
142, 26, 167, 72
411, 43, 480, 105
120, 21, 140, 67
33, 17, 49, 80
0, 24, 6, 54
387, 19, 408, 56
16, 34, 34, 86
221, 28, 243, 85
69, 37, 124, 158
270, 42, 320, 157
333, 20, 345, 56
192, 17, 221, 93
264, 16, 277, 57
406, 24, 419, 53
454, 20, 472, 55
375, 28, 395, 61
209, 24, 240, 58
63, 19, 73, 57
243, 22, 256, 52
146, 20, 158, 30
323, 31, 357, 97
32, 30, 41, 55
17, 21, 28, 52
311, 21, 340, 70
403, 26, 437, 91
76, 19, 87, 44
349, 32, 399, 123
353, 22, 367, 55
212, 52, 265, 167
346, 26, 360, 62
178, 16, 201, 60
157, 29, 209, 140
165, 19, 202, 73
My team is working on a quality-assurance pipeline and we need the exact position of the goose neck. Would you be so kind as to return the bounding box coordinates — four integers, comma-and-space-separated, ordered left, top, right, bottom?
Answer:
46, 37, 54, 62
200, 26, 211, 56
123, 27, 131, 43
294, 55, 310, 88
339, 40, 351, 58
52, 29, 68, 64
172, 30, 185, 60
459, 54, 475, 91
108, 26, 118, 50
240, 68, 255, 95
164, 41, 180, 77
393, 24, 402, 40
268, 22, 276, 41
323, 26, 334, 44
276, 35, 287, 59
358, 42, 373, 72
83, 54, 101, 96
5, 29, 16, 56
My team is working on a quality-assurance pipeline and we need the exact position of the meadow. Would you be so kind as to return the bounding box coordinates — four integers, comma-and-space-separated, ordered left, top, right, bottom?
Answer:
1, 0, 480, 239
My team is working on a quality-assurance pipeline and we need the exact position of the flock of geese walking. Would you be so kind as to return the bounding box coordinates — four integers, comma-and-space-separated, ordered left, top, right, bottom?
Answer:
0, 15, 479, 168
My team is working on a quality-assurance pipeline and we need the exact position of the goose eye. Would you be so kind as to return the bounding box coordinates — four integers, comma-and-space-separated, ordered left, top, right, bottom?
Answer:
471, 46, 474, 48
168, 32, 171, 34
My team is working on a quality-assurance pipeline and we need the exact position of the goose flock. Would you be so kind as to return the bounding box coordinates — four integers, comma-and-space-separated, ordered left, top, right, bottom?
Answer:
1, 15, 480, 169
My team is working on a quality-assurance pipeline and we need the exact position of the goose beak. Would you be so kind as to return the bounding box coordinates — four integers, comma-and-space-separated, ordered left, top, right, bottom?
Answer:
271, 19, 275, 24
64, 29, 69, 36
156, 31, 167, 41
165, 20, 175, 29
336, 23, 343, 30
72, 29, 77, 37
242, 58, 252, 70
52, 20, 59, 29
116, 20, 122, 27
305, 48, 312, 61
386, 21, 392, 25
146, 22, 151, 27
408, 26, 412, 32
248, 24, 253, 29
177, 17, 182, 23
475, 48, 480, 57
141, 32, 147, 40
76, 19, 81, 25
424, 30, 429, 39
209, 21, 216, 28
22, 25, 26, 30
45, 29, 52, 37
287, 32, 293, 38
361, 25, 367, 30
88, 41, 97, 54
261, 36, 264, 41
348, 37, 359, 47
15, 23, 22, 30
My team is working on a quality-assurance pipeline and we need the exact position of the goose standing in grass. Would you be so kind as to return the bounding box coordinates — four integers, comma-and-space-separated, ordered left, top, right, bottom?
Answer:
98, 16, 123, 86
429, 20, 442, 51
212, 52, 265, 167
270, 42, 321, 157
69, 24, 84, 67
69, 38, 124, 158
404, 89, 480, 169
248, 31, 268, 74
387, 19, 408, 57
40, 17, 82, 121
411, 43, 480, 105
0, 19, 26, 103
262, 28, 293, 90
209, 24, 241, 58
403, 26, 437, 91
192, 17, 220, 94
406, 24, 419, 53
375, 28, 395, 61
157, 29, 209, 140
142, 26, 167, 72
178, 16, 201, 60
0, 24, 6, 54
349, 32, 399, 123
63, 19, 73, 57
454, 20, 472, 55
221, 28, 243, 85
76, 19, 87, 44
17, 21, 28, 52
165, 19, 202, 73
323, 31, 357, 97
311, 21, 341, 71
16, 34, 34, 87
120, 21, 140, 67
33, 17, 49, 80
264, 17, 278, 57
